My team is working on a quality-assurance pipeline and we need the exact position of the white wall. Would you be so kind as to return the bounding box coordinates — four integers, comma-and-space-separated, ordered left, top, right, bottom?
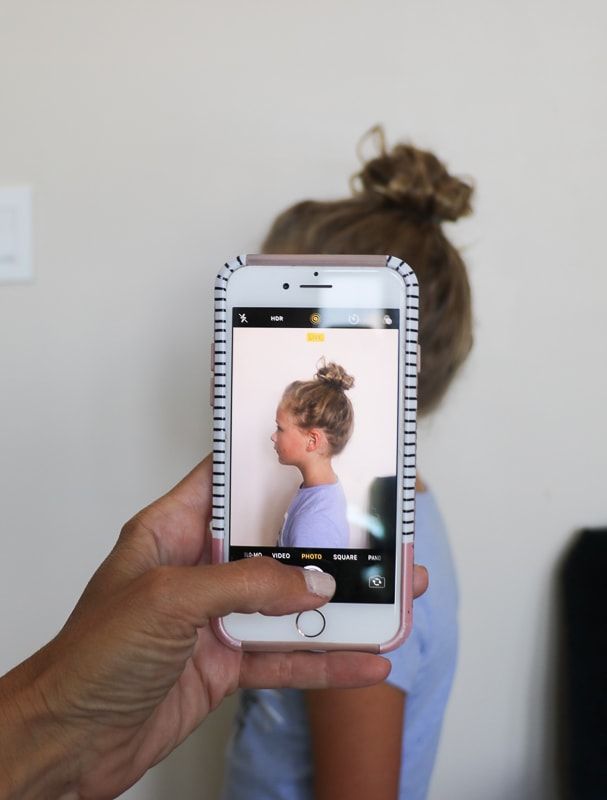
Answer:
1, 1, 606, 798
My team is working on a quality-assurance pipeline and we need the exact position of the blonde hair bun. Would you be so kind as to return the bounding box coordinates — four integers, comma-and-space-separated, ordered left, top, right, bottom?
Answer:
282, 360, 355, 455
262, 128, 474, 415
315, 361, 355, 392
353, 125, 473, 223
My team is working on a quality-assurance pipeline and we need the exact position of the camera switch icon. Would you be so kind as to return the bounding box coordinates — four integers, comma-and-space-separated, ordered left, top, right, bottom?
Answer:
368, 575, 386, 589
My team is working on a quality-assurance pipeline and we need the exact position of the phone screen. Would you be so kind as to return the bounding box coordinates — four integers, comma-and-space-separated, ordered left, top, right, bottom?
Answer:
228, 305, 401, 604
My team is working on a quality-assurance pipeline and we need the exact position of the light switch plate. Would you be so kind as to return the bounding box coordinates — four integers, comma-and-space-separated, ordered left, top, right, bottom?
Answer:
0, 186, 33, 283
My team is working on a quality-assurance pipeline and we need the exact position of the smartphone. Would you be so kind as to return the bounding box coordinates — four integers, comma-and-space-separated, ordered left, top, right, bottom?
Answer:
210, 254, 419, 652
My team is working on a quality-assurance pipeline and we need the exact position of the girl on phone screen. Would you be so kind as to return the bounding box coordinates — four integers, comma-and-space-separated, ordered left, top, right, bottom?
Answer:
221, 127, 474, 800
273, 361, 354, 550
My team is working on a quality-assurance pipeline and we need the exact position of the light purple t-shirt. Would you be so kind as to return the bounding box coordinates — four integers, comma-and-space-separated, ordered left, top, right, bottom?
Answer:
277, 481, 349, 549
221, 490, 459, 800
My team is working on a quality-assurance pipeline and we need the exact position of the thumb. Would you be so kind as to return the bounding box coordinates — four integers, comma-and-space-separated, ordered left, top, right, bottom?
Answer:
147, 557, 336, 628
413, 564, 429, 599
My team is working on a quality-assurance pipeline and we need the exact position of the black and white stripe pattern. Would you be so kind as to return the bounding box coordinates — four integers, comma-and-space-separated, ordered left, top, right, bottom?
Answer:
386, 256, 419, 544
211, 255, 246, 539
210, 255, 419, 544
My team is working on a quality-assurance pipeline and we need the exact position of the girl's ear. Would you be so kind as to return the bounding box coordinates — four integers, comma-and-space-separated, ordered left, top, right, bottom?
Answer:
306, 428, 326, 453
306, 430, 318, 451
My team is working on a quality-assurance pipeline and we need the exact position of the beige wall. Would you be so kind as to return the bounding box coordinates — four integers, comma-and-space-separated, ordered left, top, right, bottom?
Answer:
1, 2, 606, 798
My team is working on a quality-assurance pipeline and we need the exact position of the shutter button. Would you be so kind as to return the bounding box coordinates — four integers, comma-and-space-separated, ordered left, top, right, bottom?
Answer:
296, 609, 326, 638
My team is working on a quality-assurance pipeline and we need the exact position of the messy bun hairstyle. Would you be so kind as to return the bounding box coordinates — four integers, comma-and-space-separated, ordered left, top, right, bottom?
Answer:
283, 360, 354, 456
262, 126, 474, 415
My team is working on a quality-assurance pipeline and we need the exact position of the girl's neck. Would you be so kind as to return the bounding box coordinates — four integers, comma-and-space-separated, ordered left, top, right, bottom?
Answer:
300, 461, 337, 488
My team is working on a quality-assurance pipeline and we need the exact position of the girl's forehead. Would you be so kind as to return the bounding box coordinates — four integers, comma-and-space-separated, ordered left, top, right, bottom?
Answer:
276, 402, 296, 422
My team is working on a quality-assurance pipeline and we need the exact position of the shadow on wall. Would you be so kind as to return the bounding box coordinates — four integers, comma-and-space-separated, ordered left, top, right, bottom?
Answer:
529, 538, 562, 800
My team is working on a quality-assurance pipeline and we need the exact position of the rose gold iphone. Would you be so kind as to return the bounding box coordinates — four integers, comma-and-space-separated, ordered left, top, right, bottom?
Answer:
210, 254, 419, 652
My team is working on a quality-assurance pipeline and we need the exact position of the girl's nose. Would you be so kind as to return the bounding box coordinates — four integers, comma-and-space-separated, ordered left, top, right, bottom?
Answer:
271, 432, 277, 443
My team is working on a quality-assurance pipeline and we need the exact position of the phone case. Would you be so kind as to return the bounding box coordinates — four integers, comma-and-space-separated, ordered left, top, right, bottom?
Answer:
210, 254, 419, 652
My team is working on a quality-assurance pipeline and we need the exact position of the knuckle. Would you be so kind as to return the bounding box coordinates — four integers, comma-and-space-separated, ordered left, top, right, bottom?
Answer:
241, 556, 282, 591
237, 555, 264, 580
119, 515, 138, 539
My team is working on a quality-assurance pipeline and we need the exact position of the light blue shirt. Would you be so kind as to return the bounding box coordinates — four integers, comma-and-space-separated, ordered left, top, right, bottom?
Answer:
222, 490, 459, 800
278, 481, 349, 549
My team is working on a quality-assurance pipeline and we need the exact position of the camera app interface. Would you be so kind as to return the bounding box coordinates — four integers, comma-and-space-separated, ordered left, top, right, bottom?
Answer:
229, 307, 400, 603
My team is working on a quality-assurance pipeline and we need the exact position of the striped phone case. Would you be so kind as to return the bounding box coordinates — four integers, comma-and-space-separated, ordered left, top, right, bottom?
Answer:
210, 254, 419, 652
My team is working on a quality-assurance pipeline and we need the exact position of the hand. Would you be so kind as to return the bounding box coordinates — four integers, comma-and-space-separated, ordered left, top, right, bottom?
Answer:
0, 456, 428, 799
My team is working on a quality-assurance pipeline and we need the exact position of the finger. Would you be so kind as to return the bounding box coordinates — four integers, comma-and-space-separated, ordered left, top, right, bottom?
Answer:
413, 564, 429, 599
134, 455, 214, 566
161, 454, 214, 517
116, 457, 214, 570
74, 458, 216, 614
240, 651, 391, 690
150, 558, 336, 627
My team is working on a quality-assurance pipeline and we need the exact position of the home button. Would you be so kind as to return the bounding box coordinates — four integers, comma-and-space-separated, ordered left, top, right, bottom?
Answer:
296, 609, 326, 638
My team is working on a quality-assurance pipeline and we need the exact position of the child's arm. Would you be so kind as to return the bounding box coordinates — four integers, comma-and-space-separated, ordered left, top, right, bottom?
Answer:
305, 682, 405, 799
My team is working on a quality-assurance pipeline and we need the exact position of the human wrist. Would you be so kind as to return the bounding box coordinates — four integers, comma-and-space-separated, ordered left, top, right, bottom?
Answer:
0, 649, 81, 800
